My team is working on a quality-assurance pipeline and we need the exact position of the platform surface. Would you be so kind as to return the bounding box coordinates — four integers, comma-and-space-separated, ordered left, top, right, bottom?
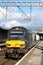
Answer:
24, 41, 43, 65
16, 41, 43, 65
0, 43, 5, 46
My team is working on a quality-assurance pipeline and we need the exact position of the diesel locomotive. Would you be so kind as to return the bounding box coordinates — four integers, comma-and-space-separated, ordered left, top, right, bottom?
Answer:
5, 26, 37, 58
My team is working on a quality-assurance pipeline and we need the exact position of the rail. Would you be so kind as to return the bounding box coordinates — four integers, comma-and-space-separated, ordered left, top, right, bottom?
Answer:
0, 56, 17, 65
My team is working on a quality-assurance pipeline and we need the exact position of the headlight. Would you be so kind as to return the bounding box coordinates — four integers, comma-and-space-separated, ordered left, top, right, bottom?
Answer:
6, 44, 11, 46
20, 44, 25, 46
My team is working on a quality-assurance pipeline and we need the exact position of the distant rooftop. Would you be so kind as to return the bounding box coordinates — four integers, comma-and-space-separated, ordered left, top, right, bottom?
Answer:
37, 28, 43, 34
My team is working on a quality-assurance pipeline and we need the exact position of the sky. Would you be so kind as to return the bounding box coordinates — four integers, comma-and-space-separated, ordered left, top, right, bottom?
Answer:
0, 0, 43, 31
0, 0, 42, 2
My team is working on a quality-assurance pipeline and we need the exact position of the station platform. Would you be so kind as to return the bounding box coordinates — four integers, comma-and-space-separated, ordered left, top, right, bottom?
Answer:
15, 41, 43, 65
0, 43, 5, 46
0, 43, 5, 51
26, 41, 43, 65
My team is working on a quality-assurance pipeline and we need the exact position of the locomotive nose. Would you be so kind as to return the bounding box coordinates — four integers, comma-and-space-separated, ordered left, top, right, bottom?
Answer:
6, 40, 26, 49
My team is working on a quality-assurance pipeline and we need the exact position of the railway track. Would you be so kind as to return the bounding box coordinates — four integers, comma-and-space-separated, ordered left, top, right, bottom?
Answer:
0, 50, 5, 56
0, 48, 18, 65
1, 59, 10, 65
0, 55, 18, 65
1, 59, 17, 65
0, 47, 6, 56
0, 49, 18, 65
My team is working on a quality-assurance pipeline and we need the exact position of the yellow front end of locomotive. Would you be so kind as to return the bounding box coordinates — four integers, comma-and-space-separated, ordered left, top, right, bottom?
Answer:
6, 40, 25, 49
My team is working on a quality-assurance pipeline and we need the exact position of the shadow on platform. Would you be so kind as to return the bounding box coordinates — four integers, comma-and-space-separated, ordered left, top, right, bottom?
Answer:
35, 46, 43, 65
35, 46, 43, 50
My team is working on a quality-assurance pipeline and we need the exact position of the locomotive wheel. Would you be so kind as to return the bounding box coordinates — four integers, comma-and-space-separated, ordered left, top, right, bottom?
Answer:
5, 53, 9, 58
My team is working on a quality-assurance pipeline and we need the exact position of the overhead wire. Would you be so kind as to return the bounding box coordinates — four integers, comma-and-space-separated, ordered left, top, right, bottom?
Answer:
17, 6, 32, 20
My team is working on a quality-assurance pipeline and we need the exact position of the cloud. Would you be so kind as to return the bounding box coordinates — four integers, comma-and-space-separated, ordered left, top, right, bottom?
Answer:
0, 8, 6, 19
0, 7, 43, 31
0, 7, 23, 29
29, 9, 43, 27
41, 0, 43, 2
1, 20, 22, 29
20, 9, 43, 28
0, 7, 30, 29
0, 7, 30, 20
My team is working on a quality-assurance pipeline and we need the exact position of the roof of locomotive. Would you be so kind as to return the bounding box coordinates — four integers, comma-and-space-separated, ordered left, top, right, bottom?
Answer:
9, 26, 30, 31
8, 26, 35, 34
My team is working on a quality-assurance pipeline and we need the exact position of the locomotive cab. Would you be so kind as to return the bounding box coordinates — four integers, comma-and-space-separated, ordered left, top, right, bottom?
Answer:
5, 27, 28, 58
6, 30, 26, 49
